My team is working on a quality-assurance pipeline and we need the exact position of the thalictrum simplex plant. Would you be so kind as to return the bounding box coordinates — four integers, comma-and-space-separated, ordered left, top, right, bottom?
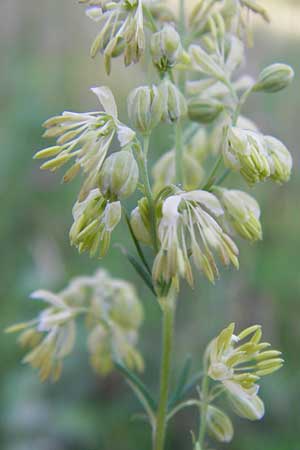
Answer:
7, 1, 294, 449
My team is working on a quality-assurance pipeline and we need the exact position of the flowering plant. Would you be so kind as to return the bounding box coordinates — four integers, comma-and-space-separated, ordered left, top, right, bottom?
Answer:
8, 1, 293, 449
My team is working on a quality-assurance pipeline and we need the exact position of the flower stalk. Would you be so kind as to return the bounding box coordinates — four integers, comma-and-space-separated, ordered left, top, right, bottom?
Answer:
154, 293, 176, 450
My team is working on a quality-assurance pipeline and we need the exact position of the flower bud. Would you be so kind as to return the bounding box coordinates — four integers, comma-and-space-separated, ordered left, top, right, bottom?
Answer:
264, 136, 292, 183
127, 85, 163, 133
224, 380, 265, 421
189, 44, 225, 80
159, 80, 187, 123
224, 128, 271, 185
215, 188, 262, 241
99, 151, 139, 200
253, 63, 294, 93
188, 97, 224, 124
150, 24, 181, 72
206, 405, 234, 443
130, 206, 152, 246
69, 189, 121, 258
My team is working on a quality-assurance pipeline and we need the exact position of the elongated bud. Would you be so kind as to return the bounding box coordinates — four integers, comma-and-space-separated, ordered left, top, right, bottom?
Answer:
189, 44, 225, 80
224, 380, 265, 421
150, 24, 181, 72
253, 64, 294, 93
188, 97, 224, 124
127, 85, 163, 133
264, 136, 292, 183
98, 151, 139, 200
206, 405, 234, 443
130, 207, 152, 246
110, 284, 143, 331
159, 80, 187, 123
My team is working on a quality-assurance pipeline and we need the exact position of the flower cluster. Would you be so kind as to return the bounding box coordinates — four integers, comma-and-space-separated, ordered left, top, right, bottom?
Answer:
81, 0, 145, 73
152, 190, 239, 287
207, 323, 283, 421
35, 86, 135, 199
224, 127, 292, 185
7, 270, 144, 381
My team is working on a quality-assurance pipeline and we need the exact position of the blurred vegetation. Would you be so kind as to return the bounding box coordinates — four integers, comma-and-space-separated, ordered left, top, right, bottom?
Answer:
0, 1, 299, 450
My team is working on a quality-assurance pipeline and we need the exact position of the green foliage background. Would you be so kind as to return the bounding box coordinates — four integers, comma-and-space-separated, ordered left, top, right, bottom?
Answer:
0, 1, 299, 449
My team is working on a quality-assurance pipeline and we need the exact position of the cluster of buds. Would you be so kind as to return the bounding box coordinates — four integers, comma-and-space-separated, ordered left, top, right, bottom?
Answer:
213, 188, 262, 242
152, 190, 239, 287
81, 0, 145, 74
207, 323, 283, 421
6, 270, 144, 381
69, 189, 122, 258
150, 24, 182, 72
224, 127, 293, 185
34, 86, 135, 200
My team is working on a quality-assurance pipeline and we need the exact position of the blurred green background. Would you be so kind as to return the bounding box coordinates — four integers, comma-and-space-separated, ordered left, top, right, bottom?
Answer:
1, 1, 299, 449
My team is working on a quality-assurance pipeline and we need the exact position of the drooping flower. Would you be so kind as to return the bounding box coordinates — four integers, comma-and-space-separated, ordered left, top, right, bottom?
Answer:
82, 0, 145, 73
207, 323, 283, 420
152, 191, 239, 286
6, 269, 144, 381
34, 86, 135, 200
69, 188, 122, 258
213, 188, 262, 242
224, 127, 293, 185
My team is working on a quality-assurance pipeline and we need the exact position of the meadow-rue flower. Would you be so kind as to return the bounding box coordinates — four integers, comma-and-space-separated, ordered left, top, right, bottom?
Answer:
35, 86, 135, 200
82, 0, 145, 74
130, 205, 152, 246
264, 135, 293, 183
224, 379, 265, 420
224, 127, 271, 184
7, 269, 144, 380
206, 405, 234, 443
253, 63, 295, 93
213, 188, 262, 241
159, 80, 187, 123
207, 323, 283, 420
152, 191, 239, 286
127, 85, 163, 133
98, 150, 139, 200
69, 188, 122, 258
150, 24, 182, 72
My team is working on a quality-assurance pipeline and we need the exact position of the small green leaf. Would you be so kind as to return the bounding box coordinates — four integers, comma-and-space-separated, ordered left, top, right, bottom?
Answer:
114, 361, 157, 412
116, 244, 156, 296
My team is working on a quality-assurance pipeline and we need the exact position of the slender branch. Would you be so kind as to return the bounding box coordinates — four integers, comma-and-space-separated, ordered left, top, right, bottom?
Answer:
175, 120, 184, 186
202, 155, 223, 191
135, 136, 159, 252
154, 296, 176, 450
197, 373, 210, 450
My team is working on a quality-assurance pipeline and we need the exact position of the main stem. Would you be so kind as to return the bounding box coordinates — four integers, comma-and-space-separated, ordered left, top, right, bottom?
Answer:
154, 298, 175, 450
198, 373, 209, 449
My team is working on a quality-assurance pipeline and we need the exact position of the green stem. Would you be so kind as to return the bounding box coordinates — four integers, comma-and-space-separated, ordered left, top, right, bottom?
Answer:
198, 373, 210, 449
202, 155, 223, 190
175, 120, 184, 186
137, 135, 159, 252
154, 297, 175, 450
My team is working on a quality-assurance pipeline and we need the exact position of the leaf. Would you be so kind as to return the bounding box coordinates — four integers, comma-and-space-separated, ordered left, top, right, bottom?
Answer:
124, 212, 151, 274
114, 361, 157, 426
116, 244, 156, 296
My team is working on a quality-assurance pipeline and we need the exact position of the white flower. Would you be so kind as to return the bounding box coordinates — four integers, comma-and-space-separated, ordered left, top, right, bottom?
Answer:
34, 86, 135, 200
84, 0, 145, 73
152, 190, 239, 286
